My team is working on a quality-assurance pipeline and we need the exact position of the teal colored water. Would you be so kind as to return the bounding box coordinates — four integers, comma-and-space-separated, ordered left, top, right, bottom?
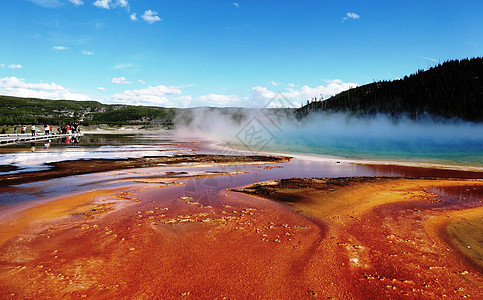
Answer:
265, 116, 483, 166
268, 139, 483, 166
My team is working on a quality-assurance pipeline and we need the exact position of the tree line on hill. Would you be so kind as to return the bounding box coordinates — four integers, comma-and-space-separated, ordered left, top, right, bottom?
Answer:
296, 57, 483, 122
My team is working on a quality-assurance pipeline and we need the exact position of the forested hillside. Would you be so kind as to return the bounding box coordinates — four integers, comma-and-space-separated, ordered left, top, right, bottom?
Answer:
297, 58, 483, 121
0, 96, 175, 127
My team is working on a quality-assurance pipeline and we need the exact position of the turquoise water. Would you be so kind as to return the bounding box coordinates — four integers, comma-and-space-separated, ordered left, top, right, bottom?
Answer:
265, 116, 483, 167
268, 138, 483, 166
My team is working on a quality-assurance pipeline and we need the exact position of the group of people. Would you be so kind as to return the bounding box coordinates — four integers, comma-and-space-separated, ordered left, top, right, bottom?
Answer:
60, 123, 81, 134
12, 123, 81, 136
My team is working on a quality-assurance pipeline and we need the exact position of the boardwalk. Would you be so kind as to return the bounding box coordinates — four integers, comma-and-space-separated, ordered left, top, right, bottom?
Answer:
0, 133, 84, 146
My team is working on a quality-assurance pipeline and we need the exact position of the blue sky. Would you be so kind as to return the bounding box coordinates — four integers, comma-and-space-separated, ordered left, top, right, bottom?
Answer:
0, 0, 482, 107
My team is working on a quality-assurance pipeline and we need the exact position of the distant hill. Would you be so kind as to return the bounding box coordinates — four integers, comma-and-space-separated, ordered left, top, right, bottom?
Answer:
297, 57, 483, 122
0, 96, 288, 129
0, 96, 175, 127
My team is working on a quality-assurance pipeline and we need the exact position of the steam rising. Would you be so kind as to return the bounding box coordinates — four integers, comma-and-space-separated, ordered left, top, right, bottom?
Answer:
174, 108, 483, 165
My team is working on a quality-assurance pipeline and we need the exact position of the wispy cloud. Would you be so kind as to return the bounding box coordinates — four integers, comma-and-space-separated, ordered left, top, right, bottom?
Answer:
233, 2, 239, 8
138, 79, 146, 84
112, 63, 133, 70
196, 94, 247, 106
8, 64, 23, 69
1, 64, 23, 69
130, 13, 137, 21
112, 76, 131, 84
342, 12, 360, 21
53, 46, 68, 51
414, 55, 439, 62
69, 0, 83, 6
116, 0, 128, 8
27, 0, 61, 8
97, 87, 106, 91
142, 10, 162, 24
81, 50, 94, 55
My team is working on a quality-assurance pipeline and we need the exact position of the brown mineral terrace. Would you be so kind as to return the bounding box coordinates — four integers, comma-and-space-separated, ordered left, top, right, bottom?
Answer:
0, 154, 290, 187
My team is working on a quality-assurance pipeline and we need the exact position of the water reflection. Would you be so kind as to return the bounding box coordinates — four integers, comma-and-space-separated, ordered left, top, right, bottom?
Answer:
0, 133, 188, 176
427, 186, 483, 210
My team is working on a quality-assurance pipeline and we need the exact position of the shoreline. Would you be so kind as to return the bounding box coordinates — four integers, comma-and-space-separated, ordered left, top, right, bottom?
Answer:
208, 139, 483, 172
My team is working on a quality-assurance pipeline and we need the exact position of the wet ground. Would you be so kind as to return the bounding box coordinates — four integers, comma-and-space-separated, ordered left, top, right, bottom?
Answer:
0, 135, 481, 299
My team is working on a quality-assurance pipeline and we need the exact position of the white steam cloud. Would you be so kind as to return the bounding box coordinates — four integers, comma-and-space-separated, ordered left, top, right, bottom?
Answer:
173, 109, 483, 165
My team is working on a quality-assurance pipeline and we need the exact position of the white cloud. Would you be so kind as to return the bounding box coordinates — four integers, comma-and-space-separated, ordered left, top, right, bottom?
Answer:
288, 83, 295, 88
138, 79, 146, 84
93, 0, 111, 9
0, 76, 91, 100
103, 80, 357, 108
142, 10, 162, 24
53, 46, 68, 51
3, 64, 23, 69
112, 63, 133, 69
343, 12, 360, 21
93, 0, 128, 10
112, 76, 131, 84
271, 81, 280, 86
81, 50, 94, 55
130, 13, 137, 21
69, 0, 83, 6
233, 2, 239, 8
252, 80, 358, 107
169, 93, 248, 107
107, 85, 182, 106
195, 94, 248, 107
173, 95, 193, 107
97, 87, 106, 91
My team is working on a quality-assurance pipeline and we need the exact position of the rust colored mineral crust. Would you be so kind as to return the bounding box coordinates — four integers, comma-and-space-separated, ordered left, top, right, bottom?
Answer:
0, 176, 482, 299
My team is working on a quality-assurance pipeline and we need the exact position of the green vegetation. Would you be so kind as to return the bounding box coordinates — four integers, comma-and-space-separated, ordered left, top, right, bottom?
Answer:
297, 57, 483, 122
91, 107, 175, 126
0, 96, 175, 127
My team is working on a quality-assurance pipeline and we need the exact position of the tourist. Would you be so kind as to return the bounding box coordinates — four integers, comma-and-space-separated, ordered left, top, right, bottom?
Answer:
21, 126, 26, 134
14, 126, 17, 135
31, 125, 36, 136
44, 125, 49, 135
